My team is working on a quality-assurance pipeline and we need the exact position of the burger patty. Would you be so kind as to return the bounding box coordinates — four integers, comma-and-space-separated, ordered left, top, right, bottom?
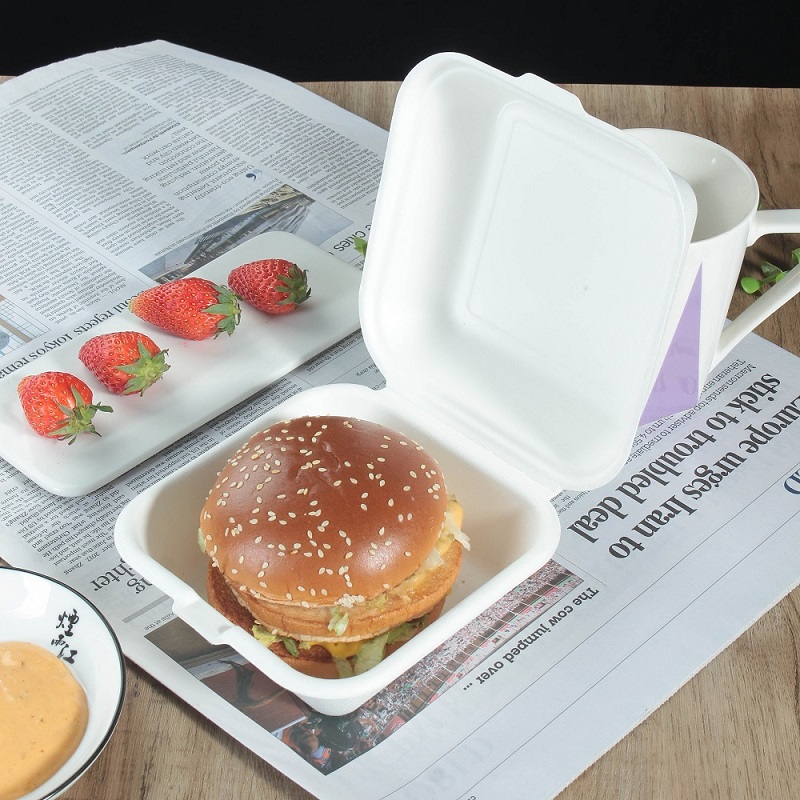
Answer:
207, 561, 447, 669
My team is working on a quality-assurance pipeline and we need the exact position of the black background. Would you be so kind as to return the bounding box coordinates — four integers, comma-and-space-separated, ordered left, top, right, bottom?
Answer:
2, 2, 799, 87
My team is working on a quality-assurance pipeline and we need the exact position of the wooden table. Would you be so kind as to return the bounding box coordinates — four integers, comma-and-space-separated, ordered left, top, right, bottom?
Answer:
3, 76, 800, 799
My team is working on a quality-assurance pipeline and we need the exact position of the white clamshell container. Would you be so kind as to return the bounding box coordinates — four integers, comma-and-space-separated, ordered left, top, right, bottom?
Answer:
115, 52, 694, 716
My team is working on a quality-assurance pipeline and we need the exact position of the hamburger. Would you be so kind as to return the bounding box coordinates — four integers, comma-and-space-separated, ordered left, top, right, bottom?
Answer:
198, 414, 468, 679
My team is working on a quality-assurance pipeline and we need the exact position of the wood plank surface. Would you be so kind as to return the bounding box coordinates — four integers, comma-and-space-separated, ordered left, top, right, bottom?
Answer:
2, 73, 799, 800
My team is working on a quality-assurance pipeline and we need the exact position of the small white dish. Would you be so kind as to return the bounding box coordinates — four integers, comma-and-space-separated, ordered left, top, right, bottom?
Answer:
0, 232, 361, 497
0, 566, 126, 800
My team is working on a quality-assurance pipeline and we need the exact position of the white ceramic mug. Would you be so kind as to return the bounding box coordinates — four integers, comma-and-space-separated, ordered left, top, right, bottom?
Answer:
628, 128, 800, 381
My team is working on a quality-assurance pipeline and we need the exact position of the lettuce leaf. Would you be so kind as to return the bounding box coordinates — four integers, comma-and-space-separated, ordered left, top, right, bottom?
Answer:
328, 608, 350, 636
252, 624, 299, 656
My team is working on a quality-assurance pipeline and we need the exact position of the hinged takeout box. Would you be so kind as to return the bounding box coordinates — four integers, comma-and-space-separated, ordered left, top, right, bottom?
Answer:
115, 53, 695, 715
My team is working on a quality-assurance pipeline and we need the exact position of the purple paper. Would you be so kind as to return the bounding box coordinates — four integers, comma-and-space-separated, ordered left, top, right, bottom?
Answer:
639, 266, 702, 424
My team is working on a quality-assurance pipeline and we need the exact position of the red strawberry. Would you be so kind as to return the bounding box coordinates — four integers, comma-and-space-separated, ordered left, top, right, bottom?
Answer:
17, 371, 113, 444
228, 259, 310, 315
78, 331, 170, 395
128, 277, 240, 340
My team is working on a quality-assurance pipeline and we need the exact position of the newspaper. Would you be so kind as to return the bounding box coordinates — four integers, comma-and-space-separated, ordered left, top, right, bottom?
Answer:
2, 41, 800, 800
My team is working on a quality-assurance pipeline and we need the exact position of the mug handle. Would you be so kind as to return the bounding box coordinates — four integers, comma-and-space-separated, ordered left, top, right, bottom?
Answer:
712, 208, 800, 368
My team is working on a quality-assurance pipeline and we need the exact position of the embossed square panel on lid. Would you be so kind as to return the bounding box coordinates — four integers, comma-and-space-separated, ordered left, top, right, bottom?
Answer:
360, 53, 694, 492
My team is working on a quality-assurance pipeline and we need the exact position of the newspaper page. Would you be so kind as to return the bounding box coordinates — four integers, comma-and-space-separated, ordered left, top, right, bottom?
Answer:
2, 41, 800, 800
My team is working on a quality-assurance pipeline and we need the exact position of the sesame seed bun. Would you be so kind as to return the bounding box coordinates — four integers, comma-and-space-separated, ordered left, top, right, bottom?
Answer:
199, 415, 465, 675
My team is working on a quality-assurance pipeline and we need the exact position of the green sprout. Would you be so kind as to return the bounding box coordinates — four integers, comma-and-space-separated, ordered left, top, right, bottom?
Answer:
741, 247, 800, 294
353, 235, 368, 257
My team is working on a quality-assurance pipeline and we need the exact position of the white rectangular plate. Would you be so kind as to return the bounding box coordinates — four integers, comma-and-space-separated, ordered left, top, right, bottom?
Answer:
0, 232, 361, 496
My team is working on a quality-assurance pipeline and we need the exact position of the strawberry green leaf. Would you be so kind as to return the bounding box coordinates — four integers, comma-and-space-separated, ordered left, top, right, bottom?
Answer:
51, 386, 113, 444
204, 283, 241, 336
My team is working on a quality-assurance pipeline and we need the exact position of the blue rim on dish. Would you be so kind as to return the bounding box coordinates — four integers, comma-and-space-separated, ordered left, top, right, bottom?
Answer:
0, 565, 127, 799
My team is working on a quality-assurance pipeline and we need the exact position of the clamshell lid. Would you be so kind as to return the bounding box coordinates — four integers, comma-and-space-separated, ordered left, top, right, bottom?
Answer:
360, 53, 693, 493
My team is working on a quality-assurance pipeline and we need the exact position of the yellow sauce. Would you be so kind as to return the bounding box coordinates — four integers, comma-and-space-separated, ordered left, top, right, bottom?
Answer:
0, 641, 88, 800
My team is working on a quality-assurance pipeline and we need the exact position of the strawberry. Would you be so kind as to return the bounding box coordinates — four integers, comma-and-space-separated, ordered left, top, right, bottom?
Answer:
227, 259, 310, 315
128, 277, 240, 340
78, 331, 170, 395
17, 371, 113, 444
